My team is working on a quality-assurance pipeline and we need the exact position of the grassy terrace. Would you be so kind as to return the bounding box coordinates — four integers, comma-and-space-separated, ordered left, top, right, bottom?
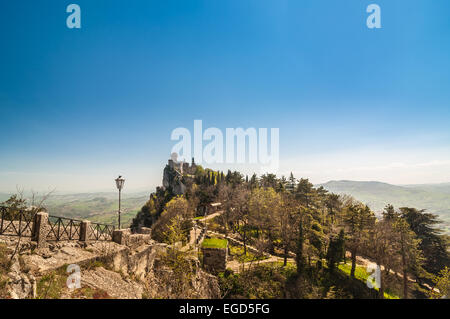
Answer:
201, 237, 228, 249
229, 244, 268, 263
338, 263, 400, 299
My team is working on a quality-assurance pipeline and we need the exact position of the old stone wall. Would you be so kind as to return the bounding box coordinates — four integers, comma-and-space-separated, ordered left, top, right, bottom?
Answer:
202, 247, 227, 274
112, 228, 153, 250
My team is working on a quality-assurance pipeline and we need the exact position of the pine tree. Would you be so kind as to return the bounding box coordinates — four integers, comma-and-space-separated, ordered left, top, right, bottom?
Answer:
343, 204, 375, 278
400, 207, 450, 275
295, 178, 314, 208
393, 218, 424, 298
326, 229, 345, 272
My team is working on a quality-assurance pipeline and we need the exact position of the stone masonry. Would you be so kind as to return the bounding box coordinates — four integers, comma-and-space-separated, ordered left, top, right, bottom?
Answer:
31, 212, 50, 248
112, 228, 152, 250
202, 246, 228, 274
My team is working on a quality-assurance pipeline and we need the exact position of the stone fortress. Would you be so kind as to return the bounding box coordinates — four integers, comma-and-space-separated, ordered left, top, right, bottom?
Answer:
167, 152, 197, 175
163, 153, 197, 195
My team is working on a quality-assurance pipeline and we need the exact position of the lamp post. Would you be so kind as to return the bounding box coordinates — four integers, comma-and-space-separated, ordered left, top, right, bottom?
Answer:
115, 175, 125, 229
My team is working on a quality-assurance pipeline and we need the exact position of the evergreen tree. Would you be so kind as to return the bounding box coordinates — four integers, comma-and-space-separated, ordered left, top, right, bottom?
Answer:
343, 204, 375, 278
400, 207, 449, 275
326, 229, 346, 272
295, 178, 315, 208
249, 173, 258, 189
393, 218, 425, 298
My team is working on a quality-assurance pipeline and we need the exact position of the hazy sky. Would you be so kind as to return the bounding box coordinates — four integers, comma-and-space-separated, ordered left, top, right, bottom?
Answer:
1, 0, 450, 193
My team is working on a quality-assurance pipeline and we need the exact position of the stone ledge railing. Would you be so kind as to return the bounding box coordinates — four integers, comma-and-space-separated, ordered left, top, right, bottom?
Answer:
111, 227, 152, 249
33, 212, 116, 247
0, 208, 116, 248
1, 207, 157, 251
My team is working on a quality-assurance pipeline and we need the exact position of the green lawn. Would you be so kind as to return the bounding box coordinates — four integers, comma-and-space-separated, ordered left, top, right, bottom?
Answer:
201, 237, 228, 249
338, 263, 400, 299
229, 244, 268, 263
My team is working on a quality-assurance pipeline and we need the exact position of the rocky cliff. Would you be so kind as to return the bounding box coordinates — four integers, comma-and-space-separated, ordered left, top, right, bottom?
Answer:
162, 162, 186, 195
131, 156, 197, 230
0, 236, 220, 299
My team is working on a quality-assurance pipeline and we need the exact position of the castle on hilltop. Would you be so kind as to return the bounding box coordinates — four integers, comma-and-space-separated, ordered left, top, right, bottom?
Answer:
163, 153, 197, 195
167, 153, 197, 175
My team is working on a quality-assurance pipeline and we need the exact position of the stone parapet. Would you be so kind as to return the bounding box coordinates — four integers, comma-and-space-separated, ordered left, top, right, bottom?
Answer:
112, 228, 152, 249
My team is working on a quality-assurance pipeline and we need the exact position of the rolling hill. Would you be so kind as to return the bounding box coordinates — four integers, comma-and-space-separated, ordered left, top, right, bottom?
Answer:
319, 181, 450, 234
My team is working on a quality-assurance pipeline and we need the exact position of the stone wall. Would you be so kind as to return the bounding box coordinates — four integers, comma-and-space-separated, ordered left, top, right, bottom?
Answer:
109, 242, 166, 281
112, 228, 152, 250
202, 247, 227, 274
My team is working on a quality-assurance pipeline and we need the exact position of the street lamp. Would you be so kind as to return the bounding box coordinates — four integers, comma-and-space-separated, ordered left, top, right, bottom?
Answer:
115, 175, 125, 229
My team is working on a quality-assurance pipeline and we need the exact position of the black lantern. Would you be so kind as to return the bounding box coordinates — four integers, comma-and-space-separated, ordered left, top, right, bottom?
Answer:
115, 175, 125, 229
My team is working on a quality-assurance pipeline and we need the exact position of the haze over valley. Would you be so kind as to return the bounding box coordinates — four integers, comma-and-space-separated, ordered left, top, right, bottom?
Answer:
2, 180, 448, 234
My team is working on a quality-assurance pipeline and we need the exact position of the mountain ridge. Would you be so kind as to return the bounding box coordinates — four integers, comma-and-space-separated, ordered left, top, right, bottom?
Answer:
318, 180, 450, 234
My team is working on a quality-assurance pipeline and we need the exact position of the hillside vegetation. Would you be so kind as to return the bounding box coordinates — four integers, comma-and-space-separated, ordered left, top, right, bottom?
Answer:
134, 166, 449, 299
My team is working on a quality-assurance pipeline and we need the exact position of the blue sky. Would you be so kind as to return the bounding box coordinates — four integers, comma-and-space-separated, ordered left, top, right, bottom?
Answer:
0, 0, 450, 192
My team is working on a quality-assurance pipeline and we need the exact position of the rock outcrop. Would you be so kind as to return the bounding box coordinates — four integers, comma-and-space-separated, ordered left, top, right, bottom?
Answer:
132, 155, 199, 230
0, 236, 220, 299
6, 255, 37, 299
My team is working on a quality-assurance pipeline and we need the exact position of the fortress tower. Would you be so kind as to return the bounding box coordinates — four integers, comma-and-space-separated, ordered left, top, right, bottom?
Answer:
167, 153, 197, 175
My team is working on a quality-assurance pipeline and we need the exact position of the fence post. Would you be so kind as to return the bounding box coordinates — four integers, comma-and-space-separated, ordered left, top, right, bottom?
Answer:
80, 220, 92, 241
31, 212, 49, 248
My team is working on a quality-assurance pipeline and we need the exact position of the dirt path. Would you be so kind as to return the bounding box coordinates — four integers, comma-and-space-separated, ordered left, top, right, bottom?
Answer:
196, 210, 223, 222
227, 255, 295, 273
349, 253, 432, 289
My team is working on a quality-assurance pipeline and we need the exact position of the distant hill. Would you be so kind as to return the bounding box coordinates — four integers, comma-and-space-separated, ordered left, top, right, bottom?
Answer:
44, 192, 150, 227
0, 193, 11, 202
318, 180, 450, 234
403, 183, 450, 194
